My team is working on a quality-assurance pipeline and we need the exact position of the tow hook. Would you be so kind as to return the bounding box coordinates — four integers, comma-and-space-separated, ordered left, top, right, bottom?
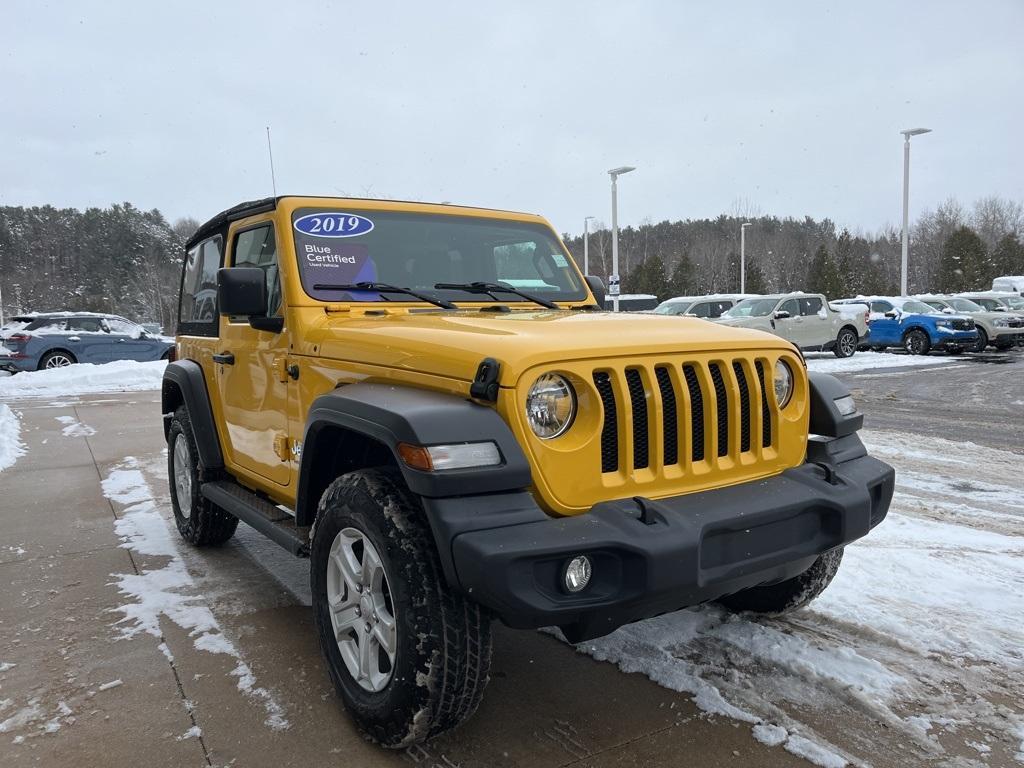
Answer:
811, 462, 841, 486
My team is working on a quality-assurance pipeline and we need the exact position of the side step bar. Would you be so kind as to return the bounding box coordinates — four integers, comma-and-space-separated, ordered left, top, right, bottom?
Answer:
201, 480, 310, 557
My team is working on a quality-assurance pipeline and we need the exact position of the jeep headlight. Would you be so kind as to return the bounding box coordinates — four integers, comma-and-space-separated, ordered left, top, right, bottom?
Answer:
935, 319, 951, 328
526, 373, 576, 439
994, 318, 1009, 328
773, 360, 794, 408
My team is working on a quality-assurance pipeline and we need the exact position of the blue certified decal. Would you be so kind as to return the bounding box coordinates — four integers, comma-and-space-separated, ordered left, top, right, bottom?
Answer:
293, 212, 374, 238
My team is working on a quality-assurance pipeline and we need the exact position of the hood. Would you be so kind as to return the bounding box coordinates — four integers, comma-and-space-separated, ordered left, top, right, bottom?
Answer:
308, 309, 791, 386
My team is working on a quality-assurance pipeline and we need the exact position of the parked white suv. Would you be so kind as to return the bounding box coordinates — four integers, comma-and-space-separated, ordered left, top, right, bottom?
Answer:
714, 293, 869, 357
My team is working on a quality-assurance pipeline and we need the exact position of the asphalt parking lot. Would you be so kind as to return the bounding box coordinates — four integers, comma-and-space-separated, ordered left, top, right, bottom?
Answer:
1, 350, 1022, 768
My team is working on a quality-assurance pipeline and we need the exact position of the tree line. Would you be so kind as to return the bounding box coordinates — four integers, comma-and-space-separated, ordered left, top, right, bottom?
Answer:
562, 196, 1024, 302
1, 197, 1021, 330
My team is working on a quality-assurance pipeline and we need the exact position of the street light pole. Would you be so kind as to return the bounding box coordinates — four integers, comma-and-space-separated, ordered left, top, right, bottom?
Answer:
740, 222, 752, 293
900, 127, 932, 295
608, 166, 636, 312
583, 215, 595, 274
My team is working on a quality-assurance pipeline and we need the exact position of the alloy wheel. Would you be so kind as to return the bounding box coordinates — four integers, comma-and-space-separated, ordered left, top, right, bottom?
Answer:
171, 433, 193, 520
326, 527, 397, 692
45, 354, 73, 368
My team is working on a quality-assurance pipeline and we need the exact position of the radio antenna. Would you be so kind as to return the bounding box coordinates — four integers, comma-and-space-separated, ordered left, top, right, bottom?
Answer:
265, 126, 278, 198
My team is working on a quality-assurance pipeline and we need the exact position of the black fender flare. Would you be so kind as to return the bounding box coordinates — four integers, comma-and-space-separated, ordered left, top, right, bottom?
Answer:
161, 359, 224, 470
807, 372, 863, 438
296, 383, 532, 524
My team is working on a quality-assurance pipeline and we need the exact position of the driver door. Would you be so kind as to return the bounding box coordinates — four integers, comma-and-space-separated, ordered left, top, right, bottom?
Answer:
773, 298, 802, 345
214, 221, 292, 487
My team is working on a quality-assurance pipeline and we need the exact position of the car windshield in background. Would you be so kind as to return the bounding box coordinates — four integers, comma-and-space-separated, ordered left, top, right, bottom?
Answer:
724, 298, 779, 318
948, 298, 984, 312
291, 209, 587, 304
653, 301, 693, 315
1003, 296, 1024, 310
901, 300, 939, 314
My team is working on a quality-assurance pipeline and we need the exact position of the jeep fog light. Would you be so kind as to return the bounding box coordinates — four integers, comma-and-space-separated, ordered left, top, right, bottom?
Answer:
773, 360, 794, 408
563, 555, 592, 593
526, 373, 576, 439
833, 394, 857, 416
397, 441, 502, 471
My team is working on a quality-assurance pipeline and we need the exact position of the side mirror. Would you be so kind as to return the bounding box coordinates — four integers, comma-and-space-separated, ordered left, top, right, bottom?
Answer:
584, 275, 606, 307
942, 307, 955, 314
218, 267, 266, 316
994, 306, 1007, 312
884, 311, 898, 319
773, 310, 791, 320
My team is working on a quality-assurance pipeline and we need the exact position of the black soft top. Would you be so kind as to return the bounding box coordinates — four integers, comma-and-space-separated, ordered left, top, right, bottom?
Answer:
185, 197, 277, 250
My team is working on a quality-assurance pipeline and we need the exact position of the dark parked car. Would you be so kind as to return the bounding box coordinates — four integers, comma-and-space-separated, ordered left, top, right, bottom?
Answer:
0, 312, 174, 373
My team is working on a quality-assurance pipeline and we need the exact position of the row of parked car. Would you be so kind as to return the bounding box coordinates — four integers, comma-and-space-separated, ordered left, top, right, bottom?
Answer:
0, 312, 174, 373
652, 290, 1024, 356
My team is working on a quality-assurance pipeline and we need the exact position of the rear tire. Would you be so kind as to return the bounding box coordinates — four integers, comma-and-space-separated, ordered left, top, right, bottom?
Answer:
972, 328, 988, 353
167, 406, 238, 546
38, 350, 77, 370
833, 327, 858, 358
716, 548, 844, 614
902, 329, 931, 355
311, 468, 492, 748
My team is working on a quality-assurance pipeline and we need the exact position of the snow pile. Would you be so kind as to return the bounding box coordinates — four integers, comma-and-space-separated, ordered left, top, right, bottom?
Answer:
105, 457, 290, 731
558, 430, 1024, 765
0, 404, 26, 472
804, 351, 951, 374
0, 360, 166, 400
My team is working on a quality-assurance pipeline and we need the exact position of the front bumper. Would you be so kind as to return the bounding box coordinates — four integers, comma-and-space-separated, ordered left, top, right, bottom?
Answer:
425, 433, 894, 642
934, 330, 978, 350
991, 329, 1024, 346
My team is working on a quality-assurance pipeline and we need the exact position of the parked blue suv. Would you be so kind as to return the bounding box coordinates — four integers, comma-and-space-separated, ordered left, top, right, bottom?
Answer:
832, 297, 978, 355
0, 312, 174, 372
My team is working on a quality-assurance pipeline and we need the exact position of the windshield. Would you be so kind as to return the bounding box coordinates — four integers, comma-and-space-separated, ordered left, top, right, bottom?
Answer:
653, 301, 693, 315
900, 300, 938, 315
723, 298, 779, 318
1003, 296, 1024, 310
947, 298, 983, 312
291, 209, 586, 304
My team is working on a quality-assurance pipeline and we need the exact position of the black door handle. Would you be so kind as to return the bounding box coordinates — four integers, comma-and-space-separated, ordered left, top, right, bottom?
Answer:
212, 352, 235, 365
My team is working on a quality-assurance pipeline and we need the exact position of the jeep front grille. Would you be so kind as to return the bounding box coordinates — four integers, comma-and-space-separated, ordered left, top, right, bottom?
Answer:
950, 318, 974, 331
594, 357, 778, 477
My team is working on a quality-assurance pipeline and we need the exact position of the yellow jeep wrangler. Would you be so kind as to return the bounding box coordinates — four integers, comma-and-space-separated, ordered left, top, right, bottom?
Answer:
162, 196, 894, 747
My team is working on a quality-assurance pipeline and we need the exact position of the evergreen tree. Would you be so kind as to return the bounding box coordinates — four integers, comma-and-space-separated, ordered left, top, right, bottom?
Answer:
744, 258, 768, 294
936, 226, 987, 292
627, 255, 669, 300
991, 233, 1024, 277
805, 244, 843, 299
667, 253, 696, 296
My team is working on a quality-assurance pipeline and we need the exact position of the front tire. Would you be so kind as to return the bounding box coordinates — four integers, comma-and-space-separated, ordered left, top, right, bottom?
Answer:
972, 328, 988, 353
716, 548, 844, 614
311, 468, 492, 748
902, 329, 931, 355
166, 406, 238, 546
833, 328, 858, 358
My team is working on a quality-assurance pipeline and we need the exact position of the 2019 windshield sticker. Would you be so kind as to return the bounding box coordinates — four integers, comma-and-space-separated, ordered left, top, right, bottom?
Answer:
293, 212, 374, 238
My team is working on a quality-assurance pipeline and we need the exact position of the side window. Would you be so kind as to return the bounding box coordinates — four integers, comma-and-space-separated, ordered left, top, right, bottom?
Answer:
66, 317, 103, 333
800, 297, 823, 316
105, 318, 143, 338
778, 299, 799, 316
871, 301, 893, 313
178, 236, 223, 336
709, 301, 730, 318
232, 225, 281, 317
690, 302, 711, 318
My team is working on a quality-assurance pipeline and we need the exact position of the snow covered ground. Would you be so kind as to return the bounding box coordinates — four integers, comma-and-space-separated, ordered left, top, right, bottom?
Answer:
0, 360, 166, 399
558, 430, 1024, 766
0, 403, 26, 472
804, 351, 954, 374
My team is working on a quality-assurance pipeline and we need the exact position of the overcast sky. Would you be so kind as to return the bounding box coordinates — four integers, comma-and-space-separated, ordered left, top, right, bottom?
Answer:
2, 1, 1021, 236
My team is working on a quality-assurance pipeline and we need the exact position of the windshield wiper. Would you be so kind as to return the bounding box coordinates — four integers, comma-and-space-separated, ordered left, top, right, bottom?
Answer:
312, 282, 457, 310
434, 282, 559, 310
